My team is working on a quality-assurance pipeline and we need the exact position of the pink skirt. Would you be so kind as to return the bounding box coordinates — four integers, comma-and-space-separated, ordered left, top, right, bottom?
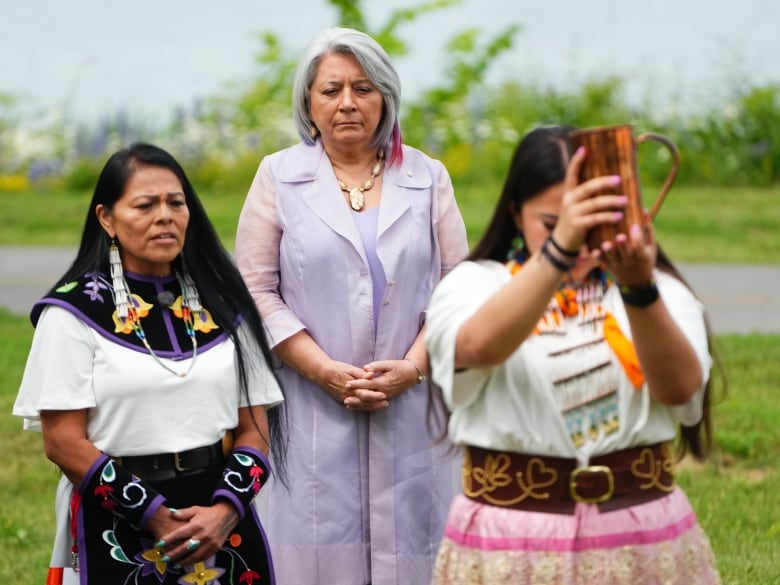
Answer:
433, 489, 720, 585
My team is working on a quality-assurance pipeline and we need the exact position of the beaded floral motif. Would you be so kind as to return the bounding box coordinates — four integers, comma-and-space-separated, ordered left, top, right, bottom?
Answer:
138, 539, 172, 579
170, 295, 218, 333
112, 291, 218, 336
93, 460, 150, 518
112, 293, 154, 334
222, 452, 266, 495
95, 521, 266, 584
178, 561, 225, 584
108, 272, 217, 377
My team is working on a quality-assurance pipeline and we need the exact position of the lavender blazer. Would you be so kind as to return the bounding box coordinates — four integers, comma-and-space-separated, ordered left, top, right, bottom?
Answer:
236, 140, 468, 585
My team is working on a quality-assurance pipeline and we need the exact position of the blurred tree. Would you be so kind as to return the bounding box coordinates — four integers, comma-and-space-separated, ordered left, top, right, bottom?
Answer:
3, 1, 779, 190
0, 94, 18, 166
180, 0, 519, 191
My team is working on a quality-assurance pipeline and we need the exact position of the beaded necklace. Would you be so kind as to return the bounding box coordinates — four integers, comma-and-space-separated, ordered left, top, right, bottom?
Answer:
506, 249, 610, 333
504, 252, 645, 388
112, 268, 201, 378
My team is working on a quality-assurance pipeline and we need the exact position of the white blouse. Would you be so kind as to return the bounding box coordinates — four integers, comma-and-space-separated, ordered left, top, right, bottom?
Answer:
425, 261, 711, 466
14, 306, 284, 456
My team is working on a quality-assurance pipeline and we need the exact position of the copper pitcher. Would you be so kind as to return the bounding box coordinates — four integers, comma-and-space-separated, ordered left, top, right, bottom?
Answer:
569, 124, 680, 249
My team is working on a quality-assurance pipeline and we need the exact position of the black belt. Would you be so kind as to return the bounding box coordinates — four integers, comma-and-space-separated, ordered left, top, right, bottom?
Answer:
114, 439, 226, 482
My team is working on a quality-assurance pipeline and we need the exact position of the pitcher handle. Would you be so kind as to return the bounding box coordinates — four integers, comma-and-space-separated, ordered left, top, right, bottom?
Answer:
636, 132, 680, 221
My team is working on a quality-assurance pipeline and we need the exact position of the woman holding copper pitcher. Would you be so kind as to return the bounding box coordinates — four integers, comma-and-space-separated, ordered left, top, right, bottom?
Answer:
425, 125, 721, 584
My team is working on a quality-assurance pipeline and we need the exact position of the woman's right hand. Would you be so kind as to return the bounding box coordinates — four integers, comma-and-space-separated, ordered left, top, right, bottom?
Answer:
315, 358, 387, 410
551, 146, 628, 253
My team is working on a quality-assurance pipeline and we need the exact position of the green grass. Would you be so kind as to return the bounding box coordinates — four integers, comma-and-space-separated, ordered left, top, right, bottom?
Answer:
2, 184, 779, 263
0, 310, 778, 584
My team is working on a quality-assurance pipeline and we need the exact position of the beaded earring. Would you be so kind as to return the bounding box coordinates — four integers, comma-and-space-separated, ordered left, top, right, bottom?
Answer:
179, 268, 202, 312
109, 239, 130, 318
505, 234, 528, 275
506, 234, 528, 262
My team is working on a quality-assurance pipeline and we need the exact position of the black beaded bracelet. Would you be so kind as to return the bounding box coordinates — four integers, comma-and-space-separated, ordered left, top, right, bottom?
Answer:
619, 279, 660, 308
548, 234, 579, 258
540, 237, 576, 272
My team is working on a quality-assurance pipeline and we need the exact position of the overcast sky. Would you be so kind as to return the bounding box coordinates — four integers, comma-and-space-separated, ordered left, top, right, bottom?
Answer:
2, 0, 776, 124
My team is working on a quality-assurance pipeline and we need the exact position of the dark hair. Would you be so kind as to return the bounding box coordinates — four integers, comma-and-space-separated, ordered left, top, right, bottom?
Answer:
469, 125, 576, 262
467, 125, 719, 460
655, 248, 722, 461
57, 142, 287, 477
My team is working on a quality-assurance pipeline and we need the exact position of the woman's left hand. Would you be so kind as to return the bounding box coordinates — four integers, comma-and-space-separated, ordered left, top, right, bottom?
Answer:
599, 219, 657, 286
156, 502, 239, 566
343, 359, 420, 410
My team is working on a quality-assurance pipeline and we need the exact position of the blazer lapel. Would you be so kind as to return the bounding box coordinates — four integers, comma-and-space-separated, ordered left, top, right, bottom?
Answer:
280, 142, 366, 261
377, 150, 432, 240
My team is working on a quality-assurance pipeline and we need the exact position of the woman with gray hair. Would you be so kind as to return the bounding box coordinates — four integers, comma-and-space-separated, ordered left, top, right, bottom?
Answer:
235, 26, 468, 585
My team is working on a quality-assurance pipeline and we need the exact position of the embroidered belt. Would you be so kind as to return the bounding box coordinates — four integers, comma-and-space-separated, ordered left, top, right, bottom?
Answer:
114, 439, 226, 482
462, 442, 676, 514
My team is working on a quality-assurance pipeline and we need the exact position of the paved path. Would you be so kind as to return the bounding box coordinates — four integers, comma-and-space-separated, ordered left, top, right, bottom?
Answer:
1, 246, 779, 334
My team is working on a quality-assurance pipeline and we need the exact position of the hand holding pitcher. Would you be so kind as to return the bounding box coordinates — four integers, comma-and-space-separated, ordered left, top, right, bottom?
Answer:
569, 124, 680, 249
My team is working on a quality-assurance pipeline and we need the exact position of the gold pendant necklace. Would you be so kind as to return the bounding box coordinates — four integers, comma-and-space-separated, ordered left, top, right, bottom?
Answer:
336, 149, 385, 211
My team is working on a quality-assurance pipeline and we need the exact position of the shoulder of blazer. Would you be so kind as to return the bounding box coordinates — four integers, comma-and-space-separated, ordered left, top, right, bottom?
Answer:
273, 141, 323, 183
388, 145, 440, 189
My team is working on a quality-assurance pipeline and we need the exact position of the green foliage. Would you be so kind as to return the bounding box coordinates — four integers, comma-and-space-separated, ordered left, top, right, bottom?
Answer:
2, 0, 780, 194
433, 76, 633, 185
64, 157, 103, 191
0, 93, 18, 140
371, 0, 461, 57
328, 0, 368, 31
403, 24, 520, 157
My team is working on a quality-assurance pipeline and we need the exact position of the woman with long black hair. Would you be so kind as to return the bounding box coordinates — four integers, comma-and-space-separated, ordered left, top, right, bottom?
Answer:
426, 125, 720, 584
14, 143, 285, 584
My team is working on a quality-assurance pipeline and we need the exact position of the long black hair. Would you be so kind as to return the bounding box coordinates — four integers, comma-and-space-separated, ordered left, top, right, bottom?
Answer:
468, 125, 720, 460
56, 142, 288, 477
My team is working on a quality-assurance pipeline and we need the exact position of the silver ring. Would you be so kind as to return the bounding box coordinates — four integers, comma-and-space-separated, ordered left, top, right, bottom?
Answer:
186, 538, 200, 551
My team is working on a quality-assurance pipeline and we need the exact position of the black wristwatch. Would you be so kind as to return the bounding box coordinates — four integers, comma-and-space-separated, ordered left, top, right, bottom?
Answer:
619, 279, 660, 308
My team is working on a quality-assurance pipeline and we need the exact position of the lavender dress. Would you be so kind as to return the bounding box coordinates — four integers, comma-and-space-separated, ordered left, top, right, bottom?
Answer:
236, 141, 469, 585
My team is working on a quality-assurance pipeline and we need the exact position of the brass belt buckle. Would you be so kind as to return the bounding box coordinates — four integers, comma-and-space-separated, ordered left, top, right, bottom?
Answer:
569, 465, 614, 503
174, 452, 190, 472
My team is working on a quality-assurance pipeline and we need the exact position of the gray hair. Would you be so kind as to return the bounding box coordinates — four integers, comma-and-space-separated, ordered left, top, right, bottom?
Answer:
292, 27, 402, 158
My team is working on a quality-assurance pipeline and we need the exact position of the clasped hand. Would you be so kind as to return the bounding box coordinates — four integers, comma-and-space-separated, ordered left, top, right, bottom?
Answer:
148, 501, 239, 567
316, 358, 420, 411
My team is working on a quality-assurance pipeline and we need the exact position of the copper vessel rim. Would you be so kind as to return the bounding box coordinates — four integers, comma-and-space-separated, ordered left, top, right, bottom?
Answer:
569, 123, 634, 137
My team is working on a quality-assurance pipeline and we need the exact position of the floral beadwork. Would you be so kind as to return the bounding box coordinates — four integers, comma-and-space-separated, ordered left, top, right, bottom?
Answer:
89, 458, 156, 527
178, 561, 225, 585
171, 295, 218, 333
112, 293, 154, 334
